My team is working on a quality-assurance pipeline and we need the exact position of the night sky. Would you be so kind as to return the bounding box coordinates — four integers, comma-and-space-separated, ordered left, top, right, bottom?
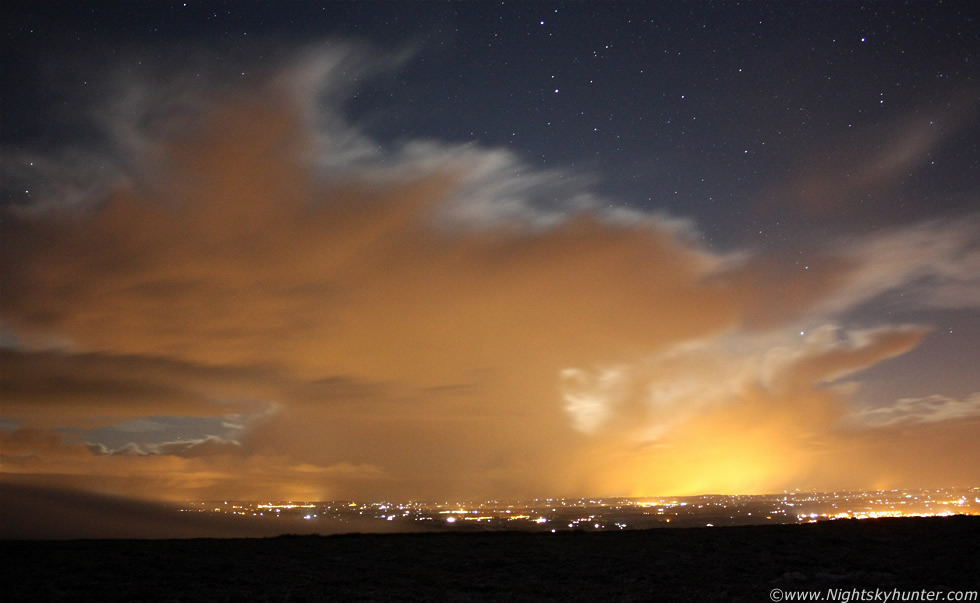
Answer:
1, 1, 978, 507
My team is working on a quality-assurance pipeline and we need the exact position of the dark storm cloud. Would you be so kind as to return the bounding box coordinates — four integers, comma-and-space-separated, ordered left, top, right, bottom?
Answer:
0, 348, 279, 426
1, 427, 94, 459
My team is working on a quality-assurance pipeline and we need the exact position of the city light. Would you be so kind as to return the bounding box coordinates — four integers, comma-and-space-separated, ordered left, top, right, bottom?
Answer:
177, 487, 979, 532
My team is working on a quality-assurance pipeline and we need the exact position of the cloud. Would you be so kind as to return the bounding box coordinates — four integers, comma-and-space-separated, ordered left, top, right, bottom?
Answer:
758, 90, 978, 225
0, 348, 279, 427
561, 324, 927, 433
851, 393, 980, 428
1, 43, 978, 501
91, 435, 246, 458
1, 427, 94, 460
0, 424, 387, 502
554, 323, 934, 495
818, 217, 980, 314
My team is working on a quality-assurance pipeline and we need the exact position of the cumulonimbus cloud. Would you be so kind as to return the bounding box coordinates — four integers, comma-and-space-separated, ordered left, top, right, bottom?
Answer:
2, 44, 978, 503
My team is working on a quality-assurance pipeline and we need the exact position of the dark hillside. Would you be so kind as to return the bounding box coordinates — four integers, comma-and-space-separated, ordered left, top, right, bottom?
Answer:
5, 516, 979, 601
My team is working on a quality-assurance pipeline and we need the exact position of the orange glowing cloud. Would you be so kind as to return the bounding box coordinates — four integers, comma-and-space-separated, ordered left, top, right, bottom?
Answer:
2, 47, 978, 502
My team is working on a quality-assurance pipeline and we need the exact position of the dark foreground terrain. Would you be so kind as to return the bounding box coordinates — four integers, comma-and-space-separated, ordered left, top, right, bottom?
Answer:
4, 516, 978, 601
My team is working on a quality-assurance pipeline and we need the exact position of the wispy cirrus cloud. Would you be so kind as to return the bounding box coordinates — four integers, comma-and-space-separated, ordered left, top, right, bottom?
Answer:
851, 393, 980, 428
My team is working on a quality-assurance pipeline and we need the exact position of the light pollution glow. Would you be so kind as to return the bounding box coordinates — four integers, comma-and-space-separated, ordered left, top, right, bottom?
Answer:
1, 46, 979, 506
